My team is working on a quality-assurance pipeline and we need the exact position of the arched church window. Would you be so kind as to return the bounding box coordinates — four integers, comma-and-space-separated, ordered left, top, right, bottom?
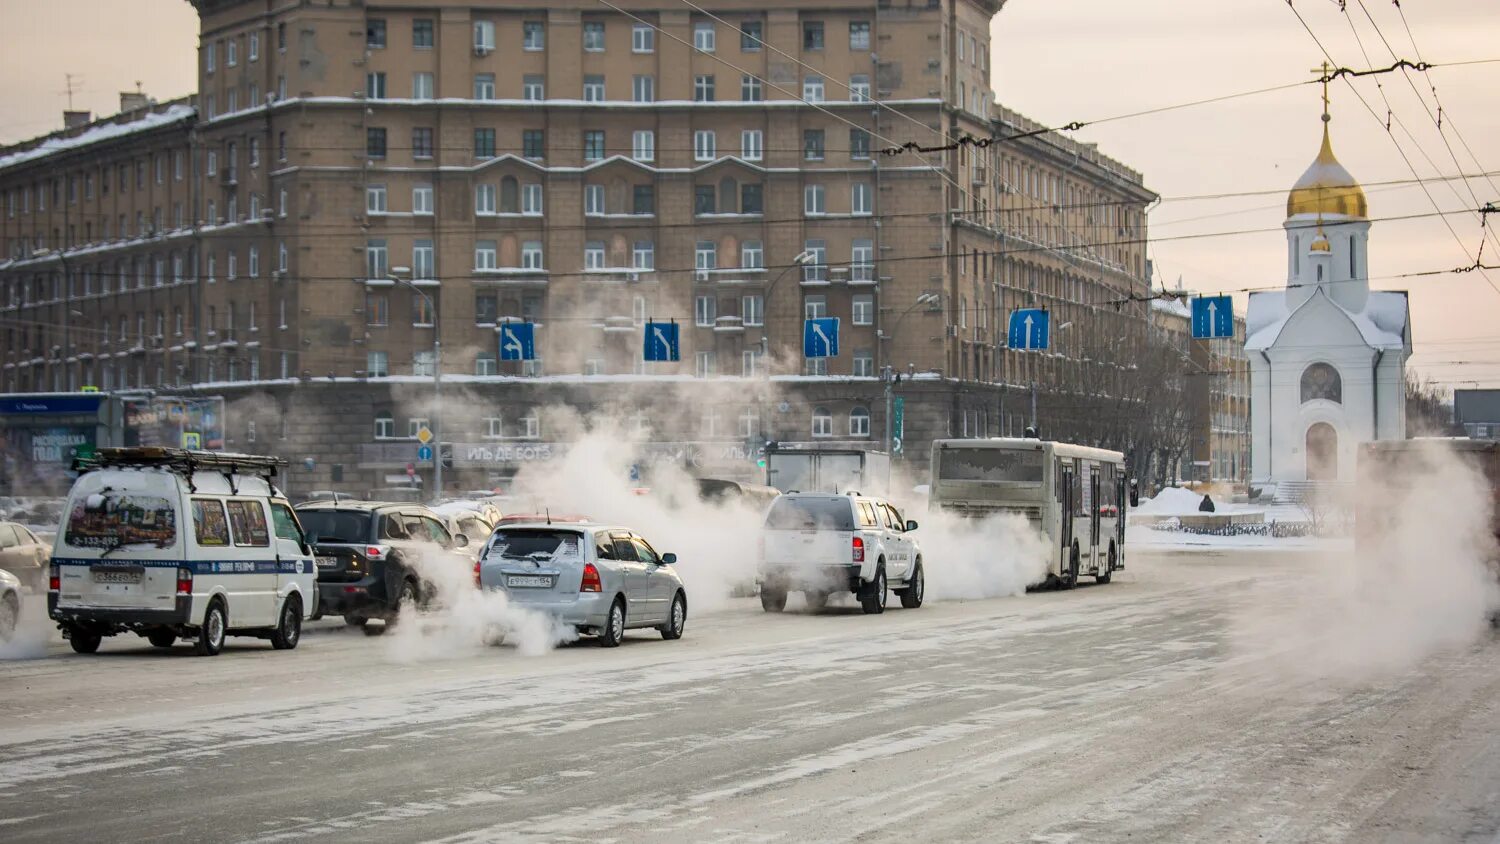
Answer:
1300, 362, 1342, 404
1349, 235, 1357, 277
1316, 264, 1323, 281
1294, 237, 1300, 275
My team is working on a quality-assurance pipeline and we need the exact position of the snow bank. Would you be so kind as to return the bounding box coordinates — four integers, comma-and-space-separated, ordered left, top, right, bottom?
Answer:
1134, 487, 1218, 516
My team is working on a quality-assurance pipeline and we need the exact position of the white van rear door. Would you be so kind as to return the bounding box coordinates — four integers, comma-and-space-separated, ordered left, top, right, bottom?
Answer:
56, 481, 182, 611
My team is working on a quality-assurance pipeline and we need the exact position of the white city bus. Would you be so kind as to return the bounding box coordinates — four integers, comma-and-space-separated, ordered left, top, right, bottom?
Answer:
929, 437, 1126, 588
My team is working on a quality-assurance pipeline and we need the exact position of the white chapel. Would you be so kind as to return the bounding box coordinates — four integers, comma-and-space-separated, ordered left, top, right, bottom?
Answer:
1245, 96, 1411, 488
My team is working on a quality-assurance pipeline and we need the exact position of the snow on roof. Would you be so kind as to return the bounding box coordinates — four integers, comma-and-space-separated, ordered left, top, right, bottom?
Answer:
0, 104, 195, 173
1149, 295, 1191, 319
1245, 288, 1407, 352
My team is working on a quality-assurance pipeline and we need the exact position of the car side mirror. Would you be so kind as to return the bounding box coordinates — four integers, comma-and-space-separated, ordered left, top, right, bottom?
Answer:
661, 552, 677, 565
905, 520, 919, 532
454, 533, 470, 548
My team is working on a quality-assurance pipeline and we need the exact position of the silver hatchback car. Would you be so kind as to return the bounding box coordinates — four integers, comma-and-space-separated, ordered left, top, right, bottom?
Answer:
477, 522, 687, 647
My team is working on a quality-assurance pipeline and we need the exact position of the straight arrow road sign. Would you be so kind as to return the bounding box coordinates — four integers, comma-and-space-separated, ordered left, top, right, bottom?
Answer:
1007, 308, 1050, 350
1191, 295, 1234, 339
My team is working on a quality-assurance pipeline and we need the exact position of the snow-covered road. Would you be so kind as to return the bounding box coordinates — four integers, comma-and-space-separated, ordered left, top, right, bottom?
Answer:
1, 547, 1497, 842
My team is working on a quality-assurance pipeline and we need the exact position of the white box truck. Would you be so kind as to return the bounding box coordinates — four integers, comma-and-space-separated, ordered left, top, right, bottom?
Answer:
765, 445, 891, 496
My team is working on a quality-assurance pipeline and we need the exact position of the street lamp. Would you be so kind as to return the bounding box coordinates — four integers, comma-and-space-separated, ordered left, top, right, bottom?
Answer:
759, 250, 815, 364
881, 292, 939, 457
388, 266, 442, 502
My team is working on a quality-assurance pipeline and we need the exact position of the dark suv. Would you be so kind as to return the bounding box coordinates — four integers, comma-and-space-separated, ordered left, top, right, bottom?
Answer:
295, 501, 472, 632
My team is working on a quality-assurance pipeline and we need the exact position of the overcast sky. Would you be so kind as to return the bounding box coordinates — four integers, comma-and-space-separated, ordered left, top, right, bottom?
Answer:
0, 0, 1496, 385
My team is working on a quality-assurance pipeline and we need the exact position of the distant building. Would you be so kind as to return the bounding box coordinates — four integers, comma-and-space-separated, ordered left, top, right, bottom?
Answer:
1149, 294, 1250, 487
1246, 98, 1410, 488
1454, 389, 1500, 440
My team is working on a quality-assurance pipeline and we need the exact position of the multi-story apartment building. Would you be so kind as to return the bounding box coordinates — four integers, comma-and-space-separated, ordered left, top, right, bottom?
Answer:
0, 0, 1158, 496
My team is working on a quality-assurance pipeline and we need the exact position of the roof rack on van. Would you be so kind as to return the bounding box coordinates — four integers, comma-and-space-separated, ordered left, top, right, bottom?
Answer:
75, 447, 287, 493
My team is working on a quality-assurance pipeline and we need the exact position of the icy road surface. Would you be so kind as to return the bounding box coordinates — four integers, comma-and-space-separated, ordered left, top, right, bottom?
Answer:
2, 548, 1497, 843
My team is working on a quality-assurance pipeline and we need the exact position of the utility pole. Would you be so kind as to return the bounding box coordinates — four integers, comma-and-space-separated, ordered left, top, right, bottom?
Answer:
882, 365, 894, 453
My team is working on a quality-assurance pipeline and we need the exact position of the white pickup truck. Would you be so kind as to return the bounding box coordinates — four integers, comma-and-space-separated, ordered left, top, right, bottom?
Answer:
757, 492, 923, 615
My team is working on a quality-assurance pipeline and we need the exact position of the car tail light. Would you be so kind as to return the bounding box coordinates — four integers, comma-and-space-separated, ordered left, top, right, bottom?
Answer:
852, 536, 865, 563
580, 563, 602, 593
175, 567, 193, 596
366, 545, 386, 560
473, 560, 483, 588
48, 563, 59, 592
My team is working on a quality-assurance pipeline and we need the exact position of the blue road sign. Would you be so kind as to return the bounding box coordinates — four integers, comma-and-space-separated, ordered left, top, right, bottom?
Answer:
643, 321, 680, 362
1191, 295, 1234, 339
417, 444, 434, 461
803, 318, 840, 359
498, 323, 536, 361
1007, 308, 1050, 350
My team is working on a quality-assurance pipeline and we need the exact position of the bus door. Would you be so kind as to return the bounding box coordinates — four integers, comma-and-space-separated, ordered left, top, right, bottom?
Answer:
1115, 471, 1127, 568
1089, 466, 1102, 559
1058, 460, 1075, 573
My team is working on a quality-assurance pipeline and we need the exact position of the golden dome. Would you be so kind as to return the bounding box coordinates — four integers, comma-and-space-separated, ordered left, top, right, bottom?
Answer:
1287, 124, 1368, 219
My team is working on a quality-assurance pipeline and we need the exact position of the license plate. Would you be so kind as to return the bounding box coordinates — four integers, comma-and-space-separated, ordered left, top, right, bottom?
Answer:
506, 575, 552, 588
93, 569, 142, 584
316, 556, 339, 569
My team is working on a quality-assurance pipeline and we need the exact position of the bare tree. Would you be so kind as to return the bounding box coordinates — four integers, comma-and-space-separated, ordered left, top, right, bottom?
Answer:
1405, 373, 1458, 437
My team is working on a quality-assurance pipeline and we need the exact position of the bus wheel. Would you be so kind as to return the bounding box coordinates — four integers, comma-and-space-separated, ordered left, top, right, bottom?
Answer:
1064, 545, 1081, 590
1096, 545, 1114, 584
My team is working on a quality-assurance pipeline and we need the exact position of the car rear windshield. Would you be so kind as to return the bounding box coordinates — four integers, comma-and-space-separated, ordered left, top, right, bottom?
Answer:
64, 493, 177, 550
764, 497, 856, 531
488, 529, 583, 562
297, 510, 372, 544
938, 448, 1044, 484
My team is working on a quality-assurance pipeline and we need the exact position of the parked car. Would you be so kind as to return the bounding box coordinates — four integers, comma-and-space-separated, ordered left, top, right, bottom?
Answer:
477, 522, 686, 647
494, 513, 591, 527
295, 501, 473, 632
0, 568, 20, 642
758, 492, 924, 615
434, 499, 504, 528
49, 447, 315, 656
0, 521, 50, 592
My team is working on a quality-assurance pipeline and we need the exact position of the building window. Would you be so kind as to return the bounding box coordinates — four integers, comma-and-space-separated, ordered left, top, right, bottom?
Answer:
523, 75, 544, 101
812, 407, 833, 437
366, 19, 386, 48
227, 39, 238, 67
633, 241, 655, 270
693, 22, 715, 52
366, 184, 387, 214
521, 242, 544, 269
740, 75, 763, 102
694, 130, 716, 161
474, 128, 496, 159
850, 129, 871, 160
738, 130, 763, 162
475, 184, 497, 215
694, 75, 715, 102
851, 239, 874, 281
476, 353, 497, 377
585, 184, 605, 215
632, 130, 655, 162
852, 182, 872, 215
741, 183, 764, 215
803, 21, 824, 51
741, 21, 763, 51
694, 185, 716, 215
374, 414, 394, 437
852, 294, 874, 325
850, 21, 871, 51
474, 73, 495, 100
475, 293, 498, 325
804, 240, 827, 281
695, 351, 716, 378
849, 407, 871, 436
365, 239, 387, 278
633, 23, 654, 53
522, 130, 545, 160
584, 241, 606, 270
366, 128, 387, 158
413, 18, 434, 48
524, 21, 545, 51
473, 20, 495, 51
803, 76, 825, 102
695, 242, 717, 276
633, 184, 655, 215
803, 129, 825, 160
743, 294, 764, 326
576, 131, 602, 162
804, 184, 826, 215
475, 241, 498, 270
366, 72, 387, 99
522, 183, 543, 215
413, 184, 433, 214
365, 293, 388, 326
583, 21, 605, 51
413, 351, 436, 378
853, 351, 874, 378
248, 246, 260, 278
367, 351, 389, 378
205, 42, 216, 73
411, 72, 434, 100
412, 240, 434, 279
584, 75, 605, 102
1300, 363, 1342, 404
850, 74, 871, 102
412, 292, 434, 326
412, 127, 434, 159
632, 75, 654, 102
741, 240, 764, 269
